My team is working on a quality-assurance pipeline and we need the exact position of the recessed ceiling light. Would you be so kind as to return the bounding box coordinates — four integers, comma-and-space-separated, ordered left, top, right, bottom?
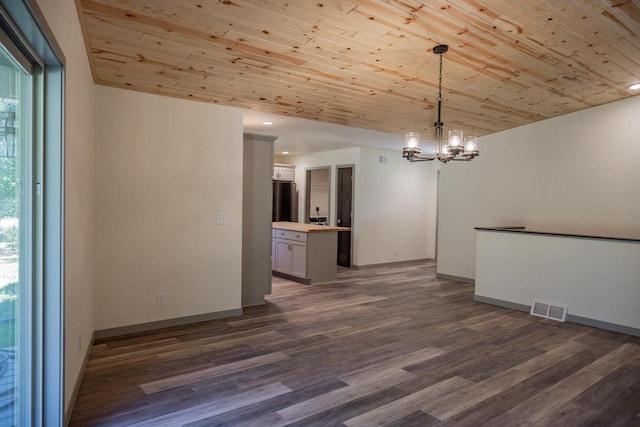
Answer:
629, 83, 640, 90
282, 151, 289, 155
262, 121, 273, 125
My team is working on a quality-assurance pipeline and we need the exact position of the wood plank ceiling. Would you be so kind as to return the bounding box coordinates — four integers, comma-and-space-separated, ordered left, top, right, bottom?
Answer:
77, 0, 640, 138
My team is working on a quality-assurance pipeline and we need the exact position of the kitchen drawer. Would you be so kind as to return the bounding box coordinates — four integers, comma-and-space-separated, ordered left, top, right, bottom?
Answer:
274, 229, 307, 242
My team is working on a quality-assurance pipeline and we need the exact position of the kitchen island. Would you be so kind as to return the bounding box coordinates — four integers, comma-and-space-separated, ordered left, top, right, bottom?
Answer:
272, 221, 351, 285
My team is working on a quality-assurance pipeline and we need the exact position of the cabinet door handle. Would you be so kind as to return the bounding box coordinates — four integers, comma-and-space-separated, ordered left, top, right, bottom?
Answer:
288, 244, 292, 250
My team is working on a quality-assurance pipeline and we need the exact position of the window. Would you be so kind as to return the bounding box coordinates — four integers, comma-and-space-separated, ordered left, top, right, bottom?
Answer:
0, 1, 64, 425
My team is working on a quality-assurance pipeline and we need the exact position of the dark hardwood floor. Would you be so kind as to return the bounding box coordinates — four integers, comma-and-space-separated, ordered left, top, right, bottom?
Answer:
70, 261, 640, 426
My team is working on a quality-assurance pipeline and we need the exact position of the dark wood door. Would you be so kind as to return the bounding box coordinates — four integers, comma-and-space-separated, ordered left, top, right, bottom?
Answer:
337, 167, 353, 267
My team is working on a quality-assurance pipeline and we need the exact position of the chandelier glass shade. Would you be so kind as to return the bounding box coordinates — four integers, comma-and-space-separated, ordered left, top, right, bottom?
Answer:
402, 45, 479, 163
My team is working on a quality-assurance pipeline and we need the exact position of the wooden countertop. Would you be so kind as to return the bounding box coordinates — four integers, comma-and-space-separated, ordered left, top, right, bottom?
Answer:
273, 222, 351, 233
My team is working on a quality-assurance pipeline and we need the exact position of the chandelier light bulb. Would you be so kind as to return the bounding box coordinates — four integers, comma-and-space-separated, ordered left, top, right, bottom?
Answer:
464, 138, 476, 151
463, 135, 479, 159
448, 130, 463, 147
405, 132, 420, 149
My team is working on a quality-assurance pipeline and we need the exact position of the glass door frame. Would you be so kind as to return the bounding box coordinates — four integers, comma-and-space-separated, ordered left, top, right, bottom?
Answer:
0, 21, 36, 427
0, 1, 65, 425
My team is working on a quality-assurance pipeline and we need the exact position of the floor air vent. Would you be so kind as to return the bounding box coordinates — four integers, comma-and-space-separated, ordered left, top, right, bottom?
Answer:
530, 300, 567, 322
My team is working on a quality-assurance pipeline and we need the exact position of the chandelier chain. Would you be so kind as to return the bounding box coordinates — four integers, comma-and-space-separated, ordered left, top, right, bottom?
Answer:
437, 52, 443, 103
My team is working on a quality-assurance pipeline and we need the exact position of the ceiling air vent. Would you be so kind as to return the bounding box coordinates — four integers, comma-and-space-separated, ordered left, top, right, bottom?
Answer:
530, 300, 567, 322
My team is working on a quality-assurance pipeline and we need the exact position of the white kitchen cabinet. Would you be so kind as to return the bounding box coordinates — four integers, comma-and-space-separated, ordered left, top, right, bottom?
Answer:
290, 242, 307, 277
272, 225, 340, 285
273, 164, 295, 181
273, 230, 307, 278
271, 237, 276, 270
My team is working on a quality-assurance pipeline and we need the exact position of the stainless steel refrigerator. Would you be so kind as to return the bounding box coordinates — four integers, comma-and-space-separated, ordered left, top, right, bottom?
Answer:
272, 181, 298, 222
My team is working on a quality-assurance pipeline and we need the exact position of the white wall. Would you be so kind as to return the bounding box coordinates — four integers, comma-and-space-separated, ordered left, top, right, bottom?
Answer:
292, 147, 438, 267
357, 147, 438, 266
309, 168, 330, 217
476, 230, 640, 331
94, 86, 243, 330
438, 95, 640, 280
35, 0, 96, 413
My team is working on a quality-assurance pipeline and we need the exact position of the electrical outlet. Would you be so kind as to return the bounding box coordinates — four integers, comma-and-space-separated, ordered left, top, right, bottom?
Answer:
216, 212, 230, 225
157, 292, 166, 306
523, 284, 528, 294
393, 247, 398, 256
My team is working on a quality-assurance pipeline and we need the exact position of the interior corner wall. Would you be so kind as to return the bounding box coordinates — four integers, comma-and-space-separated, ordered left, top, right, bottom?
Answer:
291, 146, 438, 267
437, 95, 640, 280
35, 0, 96, 413
356, 147, 438, 266
94, 86, 243, 331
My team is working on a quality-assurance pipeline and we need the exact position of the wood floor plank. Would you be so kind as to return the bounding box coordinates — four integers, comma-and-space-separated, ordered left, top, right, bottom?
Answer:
69, 261, 640, 426
433, 286, 474, 297
275, 366, 415, 423
281, 387, 411, 427
572, 363, 640, 410
490, 342, 640, 425
438, 381, 542, 427
139, 351, 290, 394
90, 338, 181, 358
201, 330, 285, 351
530, 401, 597, 427
188, 378, 349, 426
343, 376, 475, 426
322, 315, 411, 338
129, 382, 291, 426
417, 341, 587, 421
340, 347, 446, 386
84, 339, 211, 373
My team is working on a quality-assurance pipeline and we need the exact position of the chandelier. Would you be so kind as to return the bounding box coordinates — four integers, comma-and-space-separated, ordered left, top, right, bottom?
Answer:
403, 45, 479, 163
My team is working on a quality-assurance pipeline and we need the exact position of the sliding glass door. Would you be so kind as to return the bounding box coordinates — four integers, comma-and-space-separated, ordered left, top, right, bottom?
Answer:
0, 0, 65, 424
0, 32, 33, 427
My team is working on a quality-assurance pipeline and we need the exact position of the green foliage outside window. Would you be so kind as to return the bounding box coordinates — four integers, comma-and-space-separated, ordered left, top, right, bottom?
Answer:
0, 156, 17, 219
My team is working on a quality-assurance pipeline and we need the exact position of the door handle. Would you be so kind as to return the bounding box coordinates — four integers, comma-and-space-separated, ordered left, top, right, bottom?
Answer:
337, 219, 341, 225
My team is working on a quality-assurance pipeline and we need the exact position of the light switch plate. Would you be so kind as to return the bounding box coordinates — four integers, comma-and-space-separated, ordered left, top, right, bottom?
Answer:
156, 292, 166, 306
